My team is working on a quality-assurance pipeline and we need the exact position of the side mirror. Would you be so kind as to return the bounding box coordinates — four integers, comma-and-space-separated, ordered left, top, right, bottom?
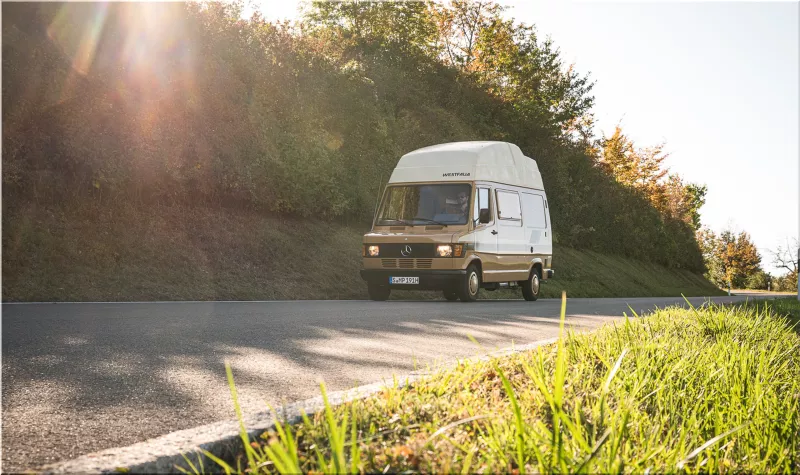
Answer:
479, 208, 491, 224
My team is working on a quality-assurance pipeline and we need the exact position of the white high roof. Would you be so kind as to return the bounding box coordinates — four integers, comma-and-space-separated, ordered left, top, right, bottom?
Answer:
388, 141, 544, 190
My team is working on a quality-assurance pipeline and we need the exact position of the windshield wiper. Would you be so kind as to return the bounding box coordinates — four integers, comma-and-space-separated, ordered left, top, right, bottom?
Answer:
411, 218, 449, 226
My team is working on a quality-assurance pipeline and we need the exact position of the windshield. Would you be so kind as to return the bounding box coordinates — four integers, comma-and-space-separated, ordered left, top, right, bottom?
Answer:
376, 184, 472, 226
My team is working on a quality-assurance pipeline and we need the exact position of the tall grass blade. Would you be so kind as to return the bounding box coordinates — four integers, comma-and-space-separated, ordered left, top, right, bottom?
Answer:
555, 292, 568, 405
425, 415, 489, 444
495, 362, 527, 475
320, 381, 346, 473
676, 423, 750, 470
604, 348, 628, 393
225, 362, 257, 473
199, 448, 234, 475
460, 448, 476, 475
574, 429, 611, 473
176, 453, 197, 475
264, 403, 301, 472
350, 404, 361, 475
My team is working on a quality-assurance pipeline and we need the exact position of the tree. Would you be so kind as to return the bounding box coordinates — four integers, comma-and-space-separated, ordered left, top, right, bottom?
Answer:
599, 127, 637, 184
600, 127, 707, 233
431, 0, 504, 71
698, 227, 763, 289
683, 183, 707, 231
429, 0, 594, 135
303, 0, 438, 60
769, 238, 799, 293
657, 175, 706, 231
745, 270, 771, 290
697, 227, 724, 284
717, 229, 762, 289
600, 127, 667, 191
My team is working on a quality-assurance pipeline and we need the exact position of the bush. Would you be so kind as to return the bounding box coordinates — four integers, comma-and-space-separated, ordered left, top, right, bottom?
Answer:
2, 1, 705, 271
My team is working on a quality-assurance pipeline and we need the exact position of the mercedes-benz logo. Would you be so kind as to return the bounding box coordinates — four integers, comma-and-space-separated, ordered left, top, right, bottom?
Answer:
401, 245, 412, 257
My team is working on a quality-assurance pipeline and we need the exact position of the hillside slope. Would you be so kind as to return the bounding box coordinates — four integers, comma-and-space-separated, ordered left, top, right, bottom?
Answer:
2, 2, 705, 273
2, 204, 723, 302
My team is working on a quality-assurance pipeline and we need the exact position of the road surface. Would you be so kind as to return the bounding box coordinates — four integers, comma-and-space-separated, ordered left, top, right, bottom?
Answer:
0, 295, 779, 471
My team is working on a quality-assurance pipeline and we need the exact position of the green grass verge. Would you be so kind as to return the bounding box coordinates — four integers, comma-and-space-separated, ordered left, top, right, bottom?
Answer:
2, 203, 723, 301
206, 295, 799, 474
740, 297, 800, 334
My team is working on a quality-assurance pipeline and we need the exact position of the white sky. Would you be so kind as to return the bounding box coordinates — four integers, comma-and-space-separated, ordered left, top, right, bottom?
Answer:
244, 0, 799, 275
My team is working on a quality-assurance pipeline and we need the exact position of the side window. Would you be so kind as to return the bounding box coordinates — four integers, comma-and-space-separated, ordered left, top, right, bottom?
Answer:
521, 193, 547, 228
496, 190, 521, 220
474, 187, 492, 223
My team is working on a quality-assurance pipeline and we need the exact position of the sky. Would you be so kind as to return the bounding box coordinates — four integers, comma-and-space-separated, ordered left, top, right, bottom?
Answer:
245, 0, 799, 275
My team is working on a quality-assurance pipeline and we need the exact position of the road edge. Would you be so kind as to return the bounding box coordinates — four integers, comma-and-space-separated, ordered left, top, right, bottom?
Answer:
39, 337, 559, 474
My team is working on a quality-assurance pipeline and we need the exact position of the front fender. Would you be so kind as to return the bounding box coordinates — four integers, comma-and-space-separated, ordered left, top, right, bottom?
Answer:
527, 257, 545, 274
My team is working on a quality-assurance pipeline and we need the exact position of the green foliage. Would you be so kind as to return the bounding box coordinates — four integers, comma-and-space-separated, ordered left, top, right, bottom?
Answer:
3, 0, 705, 270
684, 182, 707, 230
200, 297, 800, 473
698, 227, 763, 288
745, 270, 771, 290
774, 273, 799, 293
600, 126, 667, 189
599, 127, 706, 234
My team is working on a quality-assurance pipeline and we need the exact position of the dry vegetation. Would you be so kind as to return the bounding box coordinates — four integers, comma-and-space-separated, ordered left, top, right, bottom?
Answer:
3, 203, 722, 302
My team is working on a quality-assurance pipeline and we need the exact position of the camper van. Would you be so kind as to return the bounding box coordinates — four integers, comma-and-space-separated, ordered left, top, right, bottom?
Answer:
360, 141, 554, 302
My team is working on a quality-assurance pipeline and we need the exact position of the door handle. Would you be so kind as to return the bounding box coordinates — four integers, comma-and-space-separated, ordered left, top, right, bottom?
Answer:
491, 230, 498, 235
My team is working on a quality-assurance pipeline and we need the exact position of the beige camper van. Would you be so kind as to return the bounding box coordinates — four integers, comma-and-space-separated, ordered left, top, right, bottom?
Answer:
361, 141, 554, 302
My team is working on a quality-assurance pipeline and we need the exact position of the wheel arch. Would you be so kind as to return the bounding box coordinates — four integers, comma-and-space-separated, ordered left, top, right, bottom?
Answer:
528, 258, 544, 277
466, 256, 483, 277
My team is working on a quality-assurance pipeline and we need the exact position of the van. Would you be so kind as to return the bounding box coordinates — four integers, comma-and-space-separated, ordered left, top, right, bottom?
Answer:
360, 141, 554, 302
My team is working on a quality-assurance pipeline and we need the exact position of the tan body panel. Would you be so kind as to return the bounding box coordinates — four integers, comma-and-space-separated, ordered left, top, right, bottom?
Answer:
466, 253, 550, 282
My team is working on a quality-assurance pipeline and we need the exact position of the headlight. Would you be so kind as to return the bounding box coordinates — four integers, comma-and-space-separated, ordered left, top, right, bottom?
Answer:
368, 245, 380, 257
436, 245, 453, 257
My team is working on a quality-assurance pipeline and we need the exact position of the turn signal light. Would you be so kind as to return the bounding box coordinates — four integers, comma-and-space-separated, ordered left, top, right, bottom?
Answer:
453, 244, 464, 257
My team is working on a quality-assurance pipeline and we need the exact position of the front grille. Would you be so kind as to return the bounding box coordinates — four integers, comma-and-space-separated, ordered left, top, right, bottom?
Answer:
381, 258, 434, 269
416, 259, 433, 269
375, 243, 437, 258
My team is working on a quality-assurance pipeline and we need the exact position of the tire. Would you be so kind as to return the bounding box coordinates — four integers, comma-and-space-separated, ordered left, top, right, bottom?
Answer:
368, 283, 391, 301
443, 290, 459, 301
521, 267, 541, 301
458, 263, 481, 302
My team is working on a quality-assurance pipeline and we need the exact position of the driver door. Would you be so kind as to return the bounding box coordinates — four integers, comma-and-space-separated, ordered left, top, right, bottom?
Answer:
472, 186, 499, 277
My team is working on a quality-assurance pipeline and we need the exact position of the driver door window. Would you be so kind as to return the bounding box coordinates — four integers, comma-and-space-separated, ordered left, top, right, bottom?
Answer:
474, 187, 492, 225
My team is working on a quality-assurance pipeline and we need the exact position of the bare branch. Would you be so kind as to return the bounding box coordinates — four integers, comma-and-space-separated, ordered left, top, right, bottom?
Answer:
769, 237, 799, 274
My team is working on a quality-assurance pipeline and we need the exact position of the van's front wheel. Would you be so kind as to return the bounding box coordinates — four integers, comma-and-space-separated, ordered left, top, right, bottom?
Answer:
521, 268, 541, 301
458, 264, 481, 302
368, 283, 391, 301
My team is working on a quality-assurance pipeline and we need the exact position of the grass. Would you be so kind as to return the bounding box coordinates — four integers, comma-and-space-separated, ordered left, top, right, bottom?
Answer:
195, 295, 800, 474
2, 202, 723, 302
739, 297, 800, 333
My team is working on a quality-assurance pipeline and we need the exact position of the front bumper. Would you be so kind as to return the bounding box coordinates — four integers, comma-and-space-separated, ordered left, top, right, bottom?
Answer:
360, 269, 466, 290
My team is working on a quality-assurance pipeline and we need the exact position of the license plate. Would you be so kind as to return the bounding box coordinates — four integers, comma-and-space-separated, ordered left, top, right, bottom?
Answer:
390, 276, 419, 285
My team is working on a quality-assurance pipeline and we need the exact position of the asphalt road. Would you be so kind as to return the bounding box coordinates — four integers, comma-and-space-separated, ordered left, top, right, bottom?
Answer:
0, 295, 780, 471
